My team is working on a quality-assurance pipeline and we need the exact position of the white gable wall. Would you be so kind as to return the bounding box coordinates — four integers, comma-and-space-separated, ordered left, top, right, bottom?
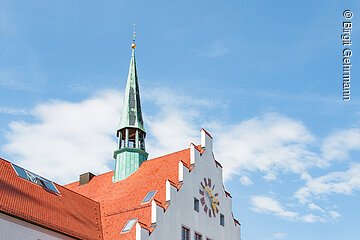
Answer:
148, 131, 241, 240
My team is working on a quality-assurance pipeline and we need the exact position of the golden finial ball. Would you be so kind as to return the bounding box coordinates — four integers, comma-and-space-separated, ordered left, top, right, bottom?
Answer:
131, 43, 136, 49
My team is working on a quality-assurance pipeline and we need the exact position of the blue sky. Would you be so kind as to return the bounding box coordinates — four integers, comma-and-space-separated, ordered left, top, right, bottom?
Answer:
1, 1, 359, 240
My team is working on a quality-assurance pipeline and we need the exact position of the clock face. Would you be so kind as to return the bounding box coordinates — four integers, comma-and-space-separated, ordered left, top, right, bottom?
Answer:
199, 177, 220, 218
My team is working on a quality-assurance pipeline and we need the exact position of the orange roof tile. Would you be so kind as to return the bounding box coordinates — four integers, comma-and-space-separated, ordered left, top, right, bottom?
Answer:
65, 148, 192, 240
0, 158, 103, 240
1, 146, 236, 239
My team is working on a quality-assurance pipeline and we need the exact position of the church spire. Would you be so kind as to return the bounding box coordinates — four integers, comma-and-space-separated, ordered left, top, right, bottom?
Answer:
113, 29, 148, 182
118, 28, 145, 132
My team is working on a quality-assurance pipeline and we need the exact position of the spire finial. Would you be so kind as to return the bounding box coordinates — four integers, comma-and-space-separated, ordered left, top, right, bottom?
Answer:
131, 24, 136, 49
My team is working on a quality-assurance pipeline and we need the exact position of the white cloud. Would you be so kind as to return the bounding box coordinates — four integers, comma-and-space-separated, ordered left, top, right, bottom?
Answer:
146, 107, 198, 158
3, 90, 122, 183
272, 232, 287, 239
295, 163, 360, 204
213, 113, 323, 181
250, 196, 298, 219
1, 87, 212, 183
239, 175, 253, 186
328, 210, 341, 220
144, 92, 329, 187
0, 107, 29, 115
251, 196, 340, 223
1, 87, 214, 183
1, 87, 359, 223
6, 87, 356, 186
143, 87, 205, 158
299, 210, 340, 223
263, 172, 278, 182
321, 128, 360, 162
300, 214, 325, 223
308, 202, 325, 212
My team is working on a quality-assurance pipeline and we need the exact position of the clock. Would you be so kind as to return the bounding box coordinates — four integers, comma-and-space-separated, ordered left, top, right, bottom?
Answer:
199, 177, 219, 217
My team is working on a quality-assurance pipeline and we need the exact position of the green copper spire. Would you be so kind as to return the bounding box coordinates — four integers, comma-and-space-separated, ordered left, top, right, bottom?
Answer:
117, 47, 145, 132
113, 30, 148, 182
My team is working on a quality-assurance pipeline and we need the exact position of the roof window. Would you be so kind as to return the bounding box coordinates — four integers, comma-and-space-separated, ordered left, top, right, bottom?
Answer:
121, 218, 137, 233
142, 190, 157, 203
11, 163, 60, 195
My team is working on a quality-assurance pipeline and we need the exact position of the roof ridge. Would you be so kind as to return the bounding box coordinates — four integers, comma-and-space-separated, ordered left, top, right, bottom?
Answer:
65, 148, 191, 186
0, 157, 11, 163
64, 171, 113, 186
144, 147, 190, 163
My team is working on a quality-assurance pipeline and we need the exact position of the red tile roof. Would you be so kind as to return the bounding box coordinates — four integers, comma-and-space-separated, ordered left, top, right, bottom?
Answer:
0, 158, 103, 240
65, 148, 192, 240
1, 145, 239, 240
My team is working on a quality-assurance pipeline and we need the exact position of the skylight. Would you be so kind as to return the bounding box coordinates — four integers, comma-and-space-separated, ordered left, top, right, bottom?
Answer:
142, 190, 157, 203
11, 163, 60, 195
121, 218, 137, 233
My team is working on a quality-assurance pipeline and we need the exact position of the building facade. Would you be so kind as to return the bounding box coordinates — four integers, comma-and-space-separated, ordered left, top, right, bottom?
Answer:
0, 36, 240, 240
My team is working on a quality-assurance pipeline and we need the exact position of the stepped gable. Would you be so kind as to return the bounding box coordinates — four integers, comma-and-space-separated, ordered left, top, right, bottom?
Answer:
65, 148, 192, 240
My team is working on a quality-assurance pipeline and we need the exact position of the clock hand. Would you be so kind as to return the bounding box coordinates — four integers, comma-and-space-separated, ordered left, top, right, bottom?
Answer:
205, 187, 213, 199
211, 201, 217, 211
205, 187, 219, 210
207, 187, 215, 198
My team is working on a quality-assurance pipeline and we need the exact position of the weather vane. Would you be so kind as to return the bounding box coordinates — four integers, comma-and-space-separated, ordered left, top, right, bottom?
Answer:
132, 24, 136, 49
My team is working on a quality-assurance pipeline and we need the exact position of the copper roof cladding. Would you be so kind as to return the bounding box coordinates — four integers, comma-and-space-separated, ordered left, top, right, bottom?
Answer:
0, 158, 103, 240
65, 148, 192, 240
